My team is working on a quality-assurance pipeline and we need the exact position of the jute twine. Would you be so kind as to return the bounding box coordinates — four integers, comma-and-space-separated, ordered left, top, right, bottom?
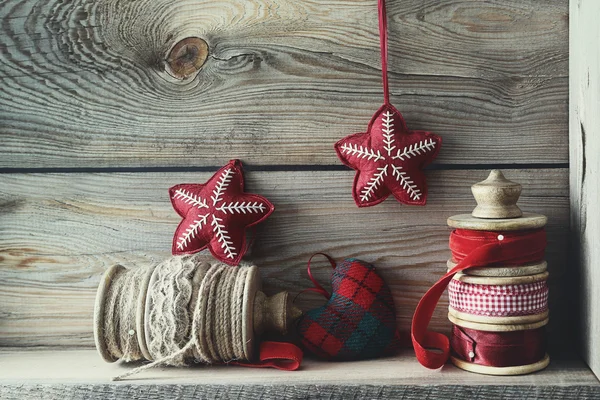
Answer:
98, 254, 253, 381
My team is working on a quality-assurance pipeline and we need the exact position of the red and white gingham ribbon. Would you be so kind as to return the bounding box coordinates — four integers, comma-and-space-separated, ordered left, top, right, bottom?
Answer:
448, 279, 548, 317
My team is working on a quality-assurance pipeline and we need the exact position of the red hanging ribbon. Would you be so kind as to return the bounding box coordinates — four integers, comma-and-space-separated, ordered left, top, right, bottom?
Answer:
300, 253, 337, 299
232, 341, 303, 371
411, 228, 547, 369
378, 0, 390, 105
451, 325, 546, 367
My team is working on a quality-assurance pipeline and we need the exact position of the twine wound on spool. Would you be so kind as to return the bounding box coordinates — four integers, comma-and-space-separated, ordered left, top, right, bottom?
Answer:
94, 254, 302, 381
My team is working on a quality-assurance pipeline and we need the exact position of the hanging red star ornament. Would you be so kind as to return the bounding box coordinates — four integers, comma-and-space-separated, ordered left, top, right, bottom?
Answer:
335, 0, 441, 207
169, 159, 274, 266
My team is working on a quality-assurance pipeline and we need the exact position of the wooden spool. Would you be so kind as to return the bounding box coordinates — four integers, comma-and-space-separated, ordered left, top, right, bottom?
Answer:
447, 259, 547, 277
93, 264, 156, 362
447, 213, 547, 231
444, 170, 551, 375
448, 313, 549, 332
449, 310, 550, 376
93, 258, 302, 363
452, 271, 548, 285
451, 354, 550, 376
448, 308, 549, 325
93, 264, 124, 363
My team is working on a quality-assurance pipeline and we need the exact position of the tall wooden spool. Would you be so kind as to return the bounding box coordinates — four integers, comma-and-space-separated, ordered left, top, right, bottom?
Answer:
446, 170, 550, 375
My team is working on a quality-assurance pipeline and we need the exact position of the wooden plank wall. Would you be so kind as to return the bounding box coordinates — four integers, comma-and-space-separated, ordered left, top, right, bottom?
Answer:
0, 0, 569, 351
570, 0, 600, 379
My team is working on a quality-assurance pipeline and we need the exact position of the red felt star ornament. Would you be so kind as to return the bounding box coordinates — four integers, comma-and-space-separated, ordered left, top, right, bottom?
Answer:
169, 159, 274, 265
335, 104, 441, 207
335, 0, 441, 207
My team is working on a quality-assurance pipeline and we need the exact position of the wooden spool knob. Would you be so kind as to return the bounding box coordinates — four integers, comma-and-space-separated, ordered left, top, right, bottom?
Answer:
448, 170, 546, 231
253, 291, 303, 336
241, 266, 302, 360
471, 170, 523, 219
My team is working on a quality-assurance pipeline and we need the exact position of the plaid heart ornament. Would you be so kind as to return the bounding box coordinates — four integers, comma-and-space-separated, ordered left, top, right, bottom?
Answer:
298, 255, 401, 360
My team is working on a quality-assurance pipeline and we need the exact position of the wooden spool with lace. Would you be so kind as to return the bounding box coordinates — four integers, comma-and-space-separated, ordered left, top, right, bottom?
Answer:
93, 254, 302, 370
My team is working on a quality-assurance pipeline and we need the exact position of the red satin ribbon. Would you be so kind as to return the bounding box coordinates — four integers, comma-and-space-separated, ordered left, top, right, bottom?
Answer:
411, 228, 547, 369
451, 325, 546, 367
301, 253, 337, 299
233, 341, 303, 371
378, 0, 390, 105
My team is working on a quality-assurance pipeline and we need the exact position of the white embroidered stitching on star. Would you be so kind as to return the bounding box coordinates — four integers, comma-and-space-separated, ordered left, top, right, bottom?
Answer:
177, 213, 210, 250
382, 110, 396, 157
211, 214, 237, 259
391, 165, 422, 200
211, 168, 234, 206
216, 201, 266, 214
340, 143, 385, 162
393, 138, 437, 161
360, 165, 388, 202
173, 189, 209, 209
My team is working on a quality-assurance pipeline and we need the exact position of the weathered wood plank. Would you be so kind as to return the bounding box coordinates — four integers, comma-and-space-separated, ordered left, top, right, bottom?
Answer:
1, 350, 599, 399
0, 0, 568, 167
4, 384, 600, 400
0, 169, 569, 347
570, 0, 600, 381
0, 349, 598, 386
0, 0, 568, 78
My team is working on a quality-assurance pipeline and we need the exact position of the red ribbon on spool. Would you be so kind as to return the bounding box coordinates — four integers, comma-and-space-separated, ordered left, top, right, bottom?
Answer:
411, 228, 547, 369
451, 325, 546, 367
450, 229, 546, 265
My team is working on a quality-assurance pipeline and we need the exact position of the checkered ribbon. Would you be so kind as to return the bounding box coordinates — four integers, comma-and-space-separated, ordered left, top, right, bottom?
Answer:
448, 279, 548, 317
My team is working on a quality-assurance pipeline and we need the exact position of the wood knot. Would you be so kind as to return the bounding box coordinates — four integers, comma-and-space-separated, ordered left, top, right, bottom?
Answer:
166, 37, 209, 79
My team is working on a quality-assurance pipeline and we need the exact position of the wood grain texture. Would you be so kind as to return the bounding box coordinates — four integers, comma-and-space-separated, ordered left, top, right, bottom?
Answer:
0, 349, 598, 394
0, 348, 600, 388
0, 169, 569, 348
4, 385, 600, 400
0, 0, 568, 168
570, 0, 600, 381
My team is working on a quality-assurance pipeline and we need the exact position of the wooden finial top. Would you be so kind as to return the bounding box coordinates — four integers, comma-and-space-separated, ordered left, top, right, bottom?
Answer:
448, 170, 547, 231
471, 170, 523, 219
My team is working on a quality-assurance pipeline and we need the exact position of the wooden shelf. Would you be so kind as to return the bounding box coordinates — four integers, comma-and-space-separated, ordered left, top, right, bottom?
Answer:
0, 349, 598, 399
